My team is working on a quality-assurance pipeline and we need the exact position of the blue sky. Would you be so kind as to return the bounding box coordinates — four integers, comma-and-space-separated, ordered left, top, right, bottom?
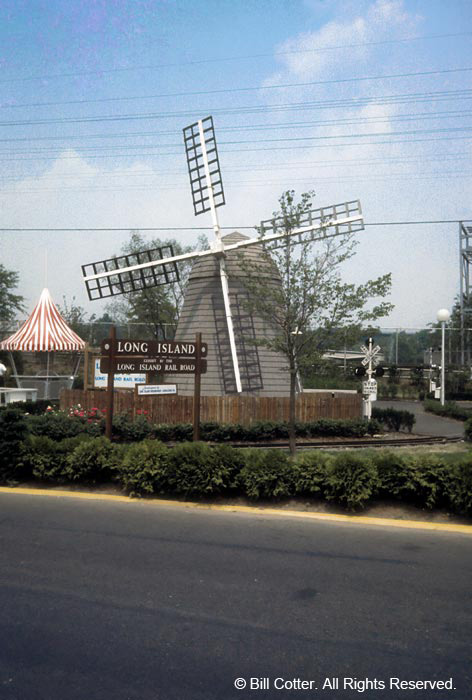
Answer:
1, 0, 471, 329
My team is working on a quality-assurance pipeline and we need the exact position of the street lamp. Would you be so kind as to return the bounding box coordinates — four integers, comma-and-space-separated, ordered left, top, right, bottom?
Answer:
437, 308, 451, 406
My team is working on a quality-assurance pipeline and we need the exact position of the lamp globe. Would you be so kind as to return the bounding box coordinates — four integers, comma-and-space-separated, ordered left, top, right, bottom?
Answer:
437, 308, 450, 323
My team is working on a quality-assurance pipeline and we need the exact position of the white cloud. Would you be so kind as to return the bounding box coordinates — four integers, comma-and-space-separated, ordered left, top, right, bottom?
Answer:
265, 0, 421, 85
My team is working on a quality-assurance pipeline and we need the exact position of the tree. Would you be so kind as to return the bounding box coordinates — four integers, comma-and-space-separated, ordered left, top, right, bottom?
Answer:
239, 190, 394, 455
105, 231, 209, 339
0, 265, 25, 333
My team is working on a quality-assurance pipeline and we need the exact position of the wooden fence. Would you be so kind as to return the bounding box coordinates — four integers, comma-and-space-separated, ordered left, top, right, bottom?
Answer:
61, 389, 362, 424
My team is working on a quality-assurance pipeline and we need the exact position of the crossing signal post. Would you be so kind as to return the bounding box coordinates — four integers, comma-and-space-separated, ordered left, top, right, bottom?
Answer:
360, 337, 381, 419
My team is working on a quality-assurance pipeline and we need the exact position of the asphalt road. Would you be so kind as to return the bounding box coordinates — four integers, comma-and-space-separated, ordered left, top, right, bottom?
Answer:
376, 400, 464, 437
0, 494, 471, 700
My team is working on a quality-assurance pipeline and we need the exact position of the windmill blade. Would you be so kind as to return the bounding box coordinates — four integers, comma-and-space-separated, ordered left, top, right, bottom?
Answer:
183, 116, 225, 217
82, 245, 180, 301
258, 200, 363, 250
184, 117, 242, 392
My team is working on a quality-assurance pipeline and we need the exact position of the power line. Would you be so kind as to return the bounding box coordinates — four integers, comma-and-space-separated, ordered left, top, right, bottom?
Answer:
0, 174, 469, 195
3, 125, 472, 158
1, 107, 471, 154
1, 89, 470, 136
1, 31, 469, 84
1, 133, 472, 162
0, 221, 464, 232
1, 67, 471, 127
1, 152, 468, 184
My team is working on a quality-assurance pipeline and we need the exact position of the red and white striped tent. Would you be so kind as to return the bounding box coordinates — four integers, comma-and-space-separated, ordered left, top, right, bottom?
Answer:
0, 289, 85, 399
0, 288, 85, 352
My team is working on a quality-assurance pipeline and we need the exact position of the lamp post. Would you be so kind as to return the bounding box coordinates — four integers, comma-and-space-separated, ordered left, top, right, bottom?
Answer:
437, 309, 451, 406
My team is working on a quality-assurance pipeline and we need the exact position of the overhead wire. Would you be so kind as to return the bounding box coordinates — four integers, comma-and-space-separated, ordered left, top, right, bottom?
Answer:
1, 67, 472, 127
1, 106, 472, 152
0, 220, 465, 232
0, 31, 469, 84
1, 133, 472, 163
1, 151, 469, 184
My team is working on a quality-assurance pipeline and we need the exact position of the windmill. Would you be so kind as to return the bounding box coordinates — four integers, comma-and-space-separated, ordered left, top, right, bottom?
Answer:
82, 116, 364, 394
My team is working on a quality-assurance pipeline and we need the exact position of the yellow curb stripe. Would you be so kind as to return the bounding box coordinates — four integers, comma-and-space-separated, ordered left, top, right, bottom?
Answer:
0, 486, 471, 535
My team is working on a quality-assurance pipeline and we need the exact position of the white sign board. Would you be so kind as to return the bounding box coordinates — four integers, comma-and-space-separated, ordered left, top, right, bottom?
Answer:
362, 379, 378, 399
94, 359, 146, 389
137, 384, 177, 396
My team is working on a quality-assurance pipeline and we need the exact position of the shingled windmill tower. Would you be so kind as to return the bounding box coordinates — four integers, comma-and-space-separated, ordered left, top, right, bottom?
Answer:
169, 229, 290, 396
82, 116, 364, 396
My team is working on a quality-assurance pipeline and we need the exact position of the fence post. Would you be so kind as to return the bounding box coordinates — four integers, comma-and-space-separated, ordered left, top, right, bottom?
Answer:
105, 326, 116, 440
193, 332, 202, 441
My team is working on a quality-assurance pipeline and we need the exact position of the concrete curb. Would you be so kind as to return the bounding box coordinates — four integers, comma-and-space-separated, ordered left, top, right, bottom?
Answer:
1, 486, 471, 536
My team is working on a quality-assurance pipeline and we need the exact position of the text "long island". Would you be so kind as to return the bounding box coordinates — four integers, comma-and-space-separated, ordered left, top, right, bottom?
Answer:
101, 338, 207, 358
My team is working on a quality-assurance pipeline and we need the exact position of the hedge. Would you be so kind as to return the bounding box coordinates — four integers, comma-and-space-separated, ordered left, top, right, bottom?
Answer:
3, 433, 472, 516
6, 410, 388, 443
371, 407, 415, 432
424, 400, 472, 422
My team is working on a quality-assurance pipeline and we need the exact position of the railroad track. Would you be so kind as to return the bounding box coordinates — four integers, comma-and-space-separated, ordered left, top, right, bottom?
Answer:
229, 435, 464, 450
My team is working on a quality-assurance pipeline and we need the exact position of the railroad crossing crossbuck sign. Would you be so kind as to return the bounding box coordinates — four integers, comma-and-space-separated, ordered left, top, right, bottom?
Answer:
82, 116, 365, 393
360, 343, 381, 367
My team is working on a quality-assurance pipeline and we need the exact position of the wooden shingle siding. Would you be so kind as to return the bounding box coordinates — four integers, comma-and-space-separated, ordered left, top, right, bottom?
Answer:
61, 389, 362, 424
168, 231, 291, 396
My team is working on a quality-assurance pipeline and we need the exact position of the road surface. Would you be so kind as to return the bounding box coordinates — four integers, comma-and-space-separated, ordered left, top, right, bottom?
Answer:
0, 493, 470, 700
376, 400, 464, 437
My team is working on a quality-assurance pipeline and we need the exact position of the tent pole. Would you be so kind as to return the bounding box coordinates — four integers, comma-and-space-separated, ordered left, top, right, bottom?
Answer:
46, 352, 50, 400
8, 352, 20, 388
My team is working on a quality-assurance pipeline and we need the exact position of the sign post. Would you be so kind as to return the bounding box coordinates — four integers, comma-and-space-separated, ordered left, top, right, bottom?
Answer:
97, 332, 207, 439
193, 332, 202, 441
105, 326, 116, 439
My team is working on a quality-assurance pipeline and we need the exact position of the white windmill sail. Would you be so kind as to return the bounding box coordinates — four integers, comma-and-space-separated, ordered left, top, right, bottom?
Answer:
182, 116, 242, 392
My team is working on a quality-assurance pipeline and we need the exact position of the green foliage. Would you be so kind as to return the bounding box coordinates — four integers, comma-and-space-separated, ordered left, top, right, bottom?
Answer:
424, 400, 471, 422
446, 457, 472, 516
0, 399, 56, 415
0, 407, 29, 481
112, 414, 152, 442
200, 421, 247, 442
464, 417, 472, 442
325, 452, 378, 510
153, 422, 193, 442
212, 444, 247, 489
239, 449, 293, 500
28, 412, 102, 440
117, 440, 170, 496
0, 264, 25, 330
19, 434, 90, 482
376, 451, 450, 509
372, 407, 416, 432
306, 418, 373, 438
293, 451, 333, 496
64, 437, 119, 483
375, 451, 417, 500
166, 442, 234, 497
104, 231, 208, 338
408, 454, 451, 510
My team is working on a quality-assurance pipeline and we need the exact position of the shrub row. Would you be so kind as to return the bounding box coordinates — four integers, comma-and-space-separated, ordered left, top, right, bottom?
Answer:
0, 399, 56, 415
371, 407, 416, 432
423, 399, 472, 422
2, 408, 383, 443
3, 426, 471, 516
